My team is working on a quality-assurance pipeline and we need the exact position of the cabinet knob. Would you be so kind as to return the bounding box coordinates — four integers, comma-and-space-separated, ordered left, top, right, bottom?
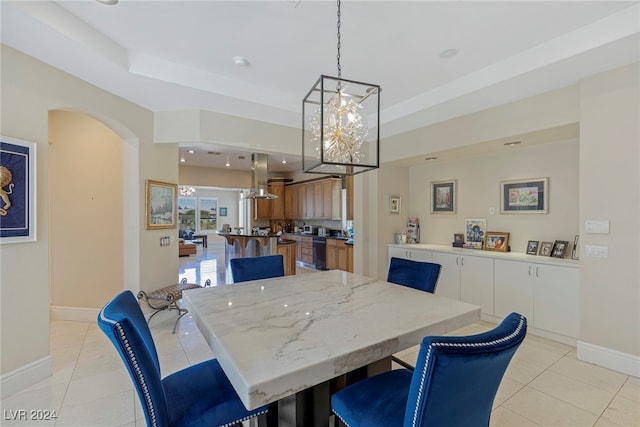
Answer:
461, 257, 464, 267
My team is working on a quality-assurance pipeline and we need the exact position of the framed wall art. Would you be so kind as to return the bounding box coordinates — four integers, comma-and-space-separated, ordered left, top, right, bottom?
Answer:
484, 231, 510, 252
551, 240, 569, 259
527, 240, 540, 255
389, 195, 401, 214
219, 207, 228, 216
146, 179, 177, 230
1, 136, 37, 243
500, 177, 548, 214
430, 179, 456, 214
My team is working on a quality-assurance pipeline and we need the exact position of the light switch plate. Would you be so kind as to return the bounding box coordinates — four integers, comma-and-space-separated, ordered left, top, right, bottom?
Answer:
585, 220, 609, 234
585, 245, 608, 258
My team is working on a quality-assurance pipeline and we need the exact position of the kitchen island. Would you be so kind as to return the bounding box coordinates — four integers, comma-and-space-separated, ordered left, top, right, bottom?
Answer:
218, 232, 296, 276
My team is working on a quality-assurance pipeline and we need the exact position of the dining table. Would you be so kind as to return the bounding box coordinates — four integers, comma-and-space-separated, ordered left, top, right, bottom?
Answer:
182, 269, 480, 427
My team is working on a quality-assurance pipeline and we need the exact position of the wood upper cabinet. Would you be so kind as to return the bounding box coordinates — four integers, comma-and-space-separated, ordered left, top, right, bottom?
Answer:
270, 181, 285, 219
254, 180, 285, 220
346, 175, 354, 220
284, 178, 342, 220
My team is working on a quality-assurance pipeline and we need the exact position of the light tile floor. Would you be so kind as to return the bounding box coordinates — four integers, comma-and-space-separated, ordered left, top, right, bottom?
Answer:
2, 242, 638, 426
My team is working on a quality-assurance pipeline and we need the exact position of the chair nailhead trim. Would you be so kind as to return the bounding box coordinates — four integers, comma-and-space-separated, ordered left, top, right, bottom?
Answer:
220, 408, 268, 427
411, 315, 526, 427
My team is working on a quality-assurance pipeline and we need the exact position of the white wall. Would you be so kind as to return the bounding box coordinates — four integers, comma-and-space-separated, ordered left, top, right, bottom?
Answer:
0, 46, 178, 393
49, 111, 124, 309
410, 139, 579, 252
578, 64, 640, 366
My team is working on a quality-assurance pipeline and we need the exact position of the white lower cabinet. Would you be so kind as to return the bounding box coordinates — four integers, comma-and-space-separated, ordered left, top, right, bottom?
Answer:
388, 246, 432, 262
388, 245, 579, 339
495, 259, 579, 338
432, 252, 494, 315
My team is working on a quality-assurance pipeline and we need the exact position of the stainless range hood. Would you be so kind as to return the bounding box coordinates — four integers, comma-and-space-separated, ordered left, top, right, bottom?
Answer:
240, 153, 278, 200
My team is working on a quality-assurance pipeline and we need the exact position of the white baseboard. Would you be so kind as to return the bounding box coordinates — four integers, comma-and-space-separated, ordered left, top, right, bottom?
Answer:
1, 356, 52, 399
578, 341, 640, 377
50, 305, 100, 322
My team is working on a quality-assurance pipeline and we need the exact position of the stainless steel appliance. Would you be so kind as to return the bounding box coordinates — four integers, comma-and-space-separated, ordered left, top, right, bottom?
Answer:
312, 236, 327, 270
303, 225, 317, 234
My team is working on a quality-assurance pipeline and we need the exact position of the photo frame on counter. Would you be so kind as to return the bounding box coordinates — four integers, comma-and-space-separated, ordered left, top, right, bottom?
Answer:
430, 179, 456, 214
571, 235, 580, 260
389, 195, 401, 214
500, 177, 548, 214
551, 240, 569, 259
539, 241, 553, 256
484, 231, 510, 252
0, 136, 37, 243
146, 179, 177, 230
464, 218, 486, 249
527, 240, 539, 255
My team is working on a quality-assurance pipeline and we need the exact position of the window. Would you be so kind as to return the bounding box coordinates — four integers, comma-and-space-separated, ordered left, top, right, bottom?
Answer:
178, 196, 217, 233
199, 197, 217, 231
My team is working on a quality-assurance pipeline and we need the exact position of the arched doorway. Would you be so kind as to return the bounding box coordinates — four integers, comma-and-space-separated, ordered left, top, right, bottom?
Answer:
48, 110, 139, 318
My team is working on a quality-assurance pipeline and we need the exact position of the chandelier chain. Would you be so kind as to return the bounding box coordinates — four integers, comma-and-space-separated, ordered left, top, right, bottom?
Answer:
336, 0, 341, 79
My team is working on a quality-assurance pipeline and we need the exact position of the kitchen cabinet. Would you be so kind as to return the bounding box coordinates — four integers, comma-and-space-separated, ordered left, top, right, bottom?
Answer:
346, 244, 353, 273
277, 241, 297, 276
254, 181, 285, 220
495, 259, 579, 338
431, 252, 494, 315
388, 246, 432, 263
282, 178, 343, 220
345, 175, 354, 221
326, 238, 347, 271
300, 235, 313, 265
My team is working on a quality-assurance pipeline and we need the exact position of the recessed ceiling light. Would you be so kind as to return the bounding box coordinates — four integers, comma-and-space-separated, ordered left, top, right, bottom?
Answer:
504, 141, 522, 146
232, 56, 250, 67
425, 156, 438, 161
180, 158, 186, 163
187, 150, 195, 154
439, 48, 459, 59
207, 151, 221, 155
238, 155, 246, 160
281, 158, 287, 164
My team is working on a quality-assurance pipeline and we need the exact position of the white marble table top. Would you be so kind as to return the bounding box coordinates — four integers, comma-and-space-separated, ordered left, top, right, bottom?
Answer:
182, 270, 480, 410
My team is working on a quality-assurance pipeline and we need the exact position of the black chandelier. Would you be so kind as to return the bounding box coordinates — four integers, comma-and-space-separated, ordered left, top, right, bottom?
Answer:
302, 0, 380, 176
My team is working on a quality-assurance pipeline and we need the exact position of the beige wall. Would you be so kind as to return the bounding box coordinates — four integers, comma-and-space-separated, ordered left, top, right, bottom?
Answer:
579, 64, 640, 359
180, 165, 251, 189
1, 46, 177, 383
410, 139, 579, 252
49, 111, 124, 308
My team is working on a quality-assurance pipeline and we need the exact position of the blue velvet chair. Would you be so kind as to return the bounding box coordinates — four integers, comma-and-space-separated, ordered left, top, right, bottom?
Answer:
98, 290, 268, 427
230, 254, 285, 283
387, 257, 442, 294
331, 312, 527, 427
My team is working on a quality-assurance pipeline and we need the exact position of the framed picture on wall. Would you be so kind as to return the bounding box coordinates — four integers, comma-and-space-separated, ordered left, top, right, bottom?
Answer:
146, 180, 177, 229
500, 177, 548, 214
430, 179, 456, 214
1, 136, 37, 243
219, 207, 228, 216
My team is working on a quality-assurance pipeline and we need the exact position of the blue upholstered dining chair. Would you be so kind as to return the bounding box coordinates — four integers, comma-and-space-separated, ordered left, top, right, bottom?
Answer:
98, 290, 268, 427
230, 254, 285, 283
387, 257, 442, 294
331, 312, 527, 427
